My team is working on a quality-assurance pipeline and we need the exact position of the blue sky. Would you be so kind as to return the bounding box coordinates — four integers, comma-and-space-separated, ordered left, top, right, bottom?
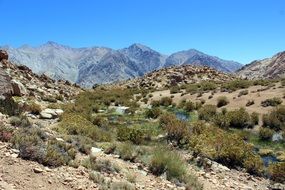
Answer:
0, 0, 284, 64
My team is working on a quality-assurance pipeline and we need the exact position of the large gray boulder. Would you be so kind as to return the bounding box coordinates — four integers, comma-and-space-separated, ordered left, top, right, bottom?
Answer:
40, 108, 64, 119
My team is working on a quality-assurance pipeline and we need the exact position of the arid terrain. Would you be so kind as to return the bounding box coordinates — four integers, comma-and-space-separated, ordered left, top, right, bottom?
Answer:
0, 50, 285, 190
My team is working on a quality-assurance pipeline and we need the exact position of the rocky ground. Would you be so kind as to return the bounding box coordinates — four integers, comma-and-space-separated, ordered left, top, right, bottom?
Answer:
0, 139, 281, 190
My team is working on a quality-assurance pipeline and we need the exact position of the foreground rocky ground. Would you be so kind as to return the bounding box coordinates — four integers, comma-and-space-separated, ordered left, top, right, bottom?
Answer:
1, 137, 282, 190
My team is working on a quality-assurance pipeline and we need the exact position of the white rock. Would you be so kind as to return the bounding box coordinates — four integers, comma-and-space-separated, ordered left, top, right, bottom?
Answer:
40, 112, 53, 119
56, 137, 65, 142
55, 109, 64, 115
90, 147, 102, 157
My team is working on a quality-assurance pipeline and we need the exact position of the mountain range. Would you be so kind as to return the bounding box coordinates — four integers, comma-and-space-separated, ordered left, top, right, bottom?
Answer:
1, 42, 242, 87
237, 51, 285, 79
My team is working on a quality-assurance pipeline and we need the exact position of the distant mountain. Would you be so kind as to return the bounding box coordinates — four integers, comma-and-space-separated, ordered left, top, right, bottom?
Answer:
165, 49, 241, 73
237, 51, 285, 79
1, 42, 242, 87
77, 44, 167, 86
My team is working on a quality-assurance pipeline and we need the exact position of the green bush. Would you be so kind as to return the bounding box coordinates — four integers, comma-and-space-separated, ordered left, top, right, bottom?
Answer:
269, 162, 285, 183
227, 108, 251, 129
259, 127, 274, 141
117, 126, 144, 145
183, 174, 203, 190
149, 148, 186, 181
0, 98, 20, 116
9, 116, 22, 127
145, 107, 161, 119
74, 88, 139, 117
11, 126, 76, 167
57, 113, 112, 142
188, 123, 262, 174
263, 106, 285, 130
11, 127, 47, 151
217, 96, 229, 108
43, 140, 76, 167
221, 80, 252, 92
185, 84, 199, 94
150, 100, 160, 107
179, 100, 195, 112
212, 113, 230, 129
253, 79, 271, 86
90, 116, 108, 129
89, 171, 105, 184
159, 97, 173, 107
198, 105, 217, 121
165, 118, 189, 146
159, 113, 177, 127
184, 101, 195, 112
243, 154, 264, 176
261, 97, 282, 107
116, 142, 137, 161
251, 112, 259, 125
199, 81, 217, 91
65, 135, 95, 154
89, 157, 120, 174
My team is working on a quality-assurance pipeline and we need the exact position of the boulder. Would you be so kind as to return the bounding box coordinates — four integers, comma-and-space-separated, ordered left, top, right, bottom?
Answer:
40, 112, 53, 119
11, 80, 27, 96
0, 50, 8, 61
40, 108, 64, 119
33, 168, 44, 173
0, 68, 13, 97
90, 147, 102, 157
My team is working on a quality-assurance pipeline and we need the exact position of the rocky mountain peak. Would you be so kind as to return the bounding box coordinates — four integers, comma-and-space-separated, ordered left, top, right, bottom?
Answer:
127, 43, 154, 52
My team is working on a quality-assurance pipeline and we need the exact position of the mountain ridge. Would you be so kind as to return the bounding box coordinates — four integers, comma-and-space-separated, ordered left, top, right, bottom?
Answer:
237, 51, 285, 79
1, 42, 243, 87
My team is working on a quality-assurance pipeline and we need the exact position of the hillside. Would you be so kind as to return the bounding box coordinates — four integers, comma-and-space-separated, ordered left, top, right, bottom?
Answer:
2, 42, 242, 87
116, 65, 237, 90
237, 51, 285, 79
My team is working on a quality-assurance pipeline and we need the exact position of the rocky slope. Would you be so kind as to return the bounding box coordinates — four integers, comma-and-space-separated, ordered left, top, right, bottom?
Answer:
1, 42, 242, 87
117, 65, 237, 89
0, 50, 81, 105
237, 51, 285, 79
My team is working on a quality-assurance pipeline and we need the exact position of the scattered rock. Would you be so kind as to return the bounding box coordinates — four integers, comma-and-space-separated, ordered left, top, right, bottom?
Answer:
40, 108, 64, 119
33, 168, 44, 173
90, 147, 102, 157
40, 112, 53, 119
